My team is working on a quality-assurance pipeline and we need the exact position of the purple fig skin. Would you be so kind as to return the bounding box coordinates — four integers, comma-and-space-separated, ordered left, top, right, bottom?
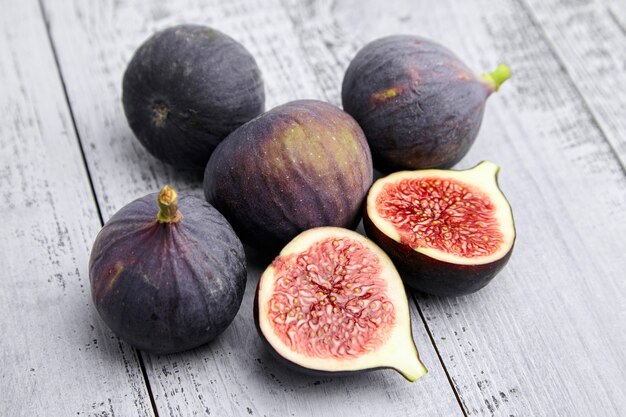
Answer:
363, 209, 514, 296
204, 100, 373, 253
342, 35, 498, 172
89, 192, 246, 354
122, 24, 265, 169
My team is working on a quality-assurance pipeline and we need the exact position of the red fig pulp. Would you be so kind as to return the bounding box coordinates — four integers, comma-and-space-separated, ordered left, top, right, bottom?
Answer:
365, 162, 515, 295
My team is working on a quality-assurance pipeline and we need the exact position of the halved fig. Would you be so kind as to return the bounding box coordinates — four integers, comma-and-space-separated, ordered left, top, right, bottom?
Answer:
364, 161, 515, 296
255, 227, 427, 382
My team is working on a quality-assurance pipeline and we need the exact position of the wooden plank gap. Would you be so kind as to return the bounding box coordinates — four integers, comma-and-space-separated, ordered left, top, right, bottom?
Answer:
410, 292, 470, 417
36, 1, 161, 416
515, 0, 626, 174
36, 0, 105, 225
606, 5, 626, 35
137, 351, 161, 417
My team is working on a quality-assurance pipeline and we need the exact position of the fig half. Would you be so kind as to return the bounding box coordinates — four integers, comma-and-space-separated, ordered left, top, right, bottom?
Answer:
255, 227, 427, 382
364, 161, 515, 296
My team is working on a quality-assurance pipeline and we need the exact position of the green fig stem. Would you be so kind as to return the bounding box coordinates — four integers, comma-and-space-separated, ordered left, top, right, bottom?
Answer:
157, 185, 182, 223
394, 353, 428, 382
482, 64, 511, 92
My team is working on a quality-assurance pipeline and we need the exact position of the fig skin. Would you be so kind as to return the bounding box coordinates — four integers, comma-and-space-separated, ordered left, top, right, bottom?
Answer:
89, 187, 247, 353
122, 24, 265, 169
342, 35, 509, 171
364, 212, 514, 296
204, 100, 373, 253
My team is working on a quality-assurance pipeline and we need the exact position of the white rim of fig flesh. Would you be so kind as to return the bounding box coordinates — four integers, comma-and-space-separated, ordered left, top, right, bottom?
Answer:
257, 227, 427, 382
367, 161, 515, 265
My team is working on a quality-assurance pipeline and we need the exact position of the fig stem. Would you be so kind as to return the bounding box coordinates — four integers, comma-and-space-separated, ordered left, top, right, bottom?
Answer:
157, 185, 182, 223
482, 64, 511, 92
394, 353, 428, 382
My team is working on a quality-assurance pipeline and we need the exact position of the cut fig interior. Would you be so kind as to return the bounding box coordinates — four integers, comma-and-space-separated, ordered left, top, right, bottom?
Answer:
365, 161, 515, 296
255, 227, 427, 382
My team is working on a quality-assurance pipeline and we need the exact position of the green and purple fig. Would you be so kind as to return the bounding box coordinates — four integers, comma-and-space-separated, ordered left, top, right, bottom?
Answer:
204, 100, 373, 253
342, 35, 510, 171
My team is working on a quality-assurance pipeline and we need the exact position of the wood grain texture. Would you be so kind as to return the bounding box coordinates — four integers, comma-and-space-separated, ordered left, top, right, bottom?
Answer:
39, 0, 465, 415
521, 0, 626, 167
0, 0, 154, 416
605, 0, 626, 30
279, 0, 626, 415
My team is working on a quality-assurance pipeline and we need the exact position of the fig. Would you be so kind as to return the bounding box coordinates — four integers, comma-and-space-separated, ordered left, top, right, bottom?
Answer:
255, 227, 427, 382
204, 100, 373, 252
89, 185, 246, 353
122, 25, 265, 169
342, 35, 510, 171
364, 161, 515, 296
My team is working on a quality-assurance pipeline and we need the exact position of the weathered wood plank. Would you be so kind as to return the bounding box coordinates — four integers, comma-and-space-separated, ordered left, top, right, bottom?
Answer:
0, 0, 154, 416
278, 0, 626, 415
40, 0, 465, 415
521, 0, 626, 167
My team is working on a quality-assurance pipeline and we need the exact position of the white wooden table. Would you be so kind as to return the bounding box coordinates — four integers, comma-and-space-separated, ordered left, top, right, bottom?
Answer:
2, 0, 625, 416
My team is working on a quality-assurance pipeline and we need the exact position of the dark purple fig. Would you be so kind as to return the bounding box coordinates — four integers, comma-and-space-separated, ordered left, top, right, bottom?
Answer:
89, 186, 246, 353
255, 227, 427, 381
204, 100, 373, 253
342, 35, 510, 171
364, 161, 515, 296
122, 25, 265, 169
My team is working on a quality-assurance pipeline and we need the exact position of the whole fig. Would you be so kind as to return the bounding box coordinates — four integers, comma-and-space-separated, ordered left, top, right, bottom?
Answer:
342, 35, 510, 171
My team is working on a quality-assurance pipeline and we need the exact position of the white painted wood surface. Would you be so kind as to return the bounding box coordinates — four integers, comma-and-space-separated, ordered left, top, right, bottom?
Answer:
523, 0, 626, 166
0, 0, 623, 415
0, 0, 154, 416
